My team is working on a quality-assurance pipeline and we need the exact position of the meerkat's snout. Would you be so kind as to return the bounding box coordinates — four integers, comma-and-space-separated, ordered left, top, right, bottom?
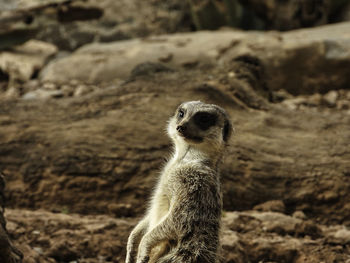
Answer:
175, 120, 203, 143
176, 124, 186, 133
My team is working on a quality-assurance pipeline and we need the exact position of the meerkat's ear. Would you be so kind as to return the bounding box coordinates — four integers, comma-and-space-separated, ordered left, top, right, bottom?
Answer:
223, 117, 233, 142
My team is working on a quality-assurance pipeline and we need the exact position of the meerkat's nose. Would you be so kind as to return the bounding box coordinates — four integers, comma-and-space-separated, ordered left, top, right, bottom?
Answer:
176, 125, 186, 133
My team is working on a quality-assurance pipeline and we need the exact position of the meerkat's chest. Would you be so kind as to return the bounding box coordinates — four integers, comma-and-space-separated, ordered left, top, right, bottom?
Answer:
148, 161, 204, 229
148, 182, 171, 229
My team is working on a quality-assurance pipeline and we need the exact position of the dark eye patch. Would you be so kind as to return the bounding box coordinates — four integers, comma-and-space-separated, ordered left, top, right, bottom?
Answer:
193, 112, 217, 130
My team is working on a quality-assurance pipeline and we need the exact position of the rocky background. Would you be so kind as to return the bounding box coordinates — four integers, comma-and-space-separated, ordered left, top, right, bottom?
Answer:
1, 0, 350, 262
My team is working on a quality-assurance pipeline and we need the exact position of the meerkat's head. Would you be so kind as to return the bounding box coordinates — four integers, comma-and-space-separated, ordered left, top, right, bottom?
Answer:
167, 101, 233, 155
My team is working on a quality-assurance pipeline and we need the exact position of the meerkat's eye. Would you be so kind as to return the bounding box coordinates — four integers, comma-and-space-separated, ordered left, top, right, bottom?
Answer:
193, 112, 217, 130
178, 109, 185, 118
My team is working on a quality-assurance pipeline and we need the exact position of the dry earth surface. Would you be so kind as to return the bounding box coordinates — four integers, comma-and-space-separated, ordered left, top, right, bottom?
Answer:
1, 60, 350, 262
1, 1, 350, 263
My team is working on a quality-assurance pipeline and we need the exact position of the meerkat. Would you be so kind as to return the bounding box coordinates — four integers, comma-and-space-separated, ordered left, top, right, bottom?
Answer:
125, 101, 233, 263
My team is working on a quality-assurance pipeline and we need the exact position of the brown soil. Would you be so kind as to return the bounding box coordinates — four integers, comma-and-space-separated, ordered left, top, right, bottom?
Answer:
1, 66, 350, 262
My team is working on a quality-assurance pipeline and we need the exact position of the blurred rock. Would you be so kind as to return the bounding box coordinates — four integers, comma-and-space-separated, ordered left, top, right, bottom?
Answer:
224, 211, 316, 236
337, 100, 350, 110
271, 89, 294, 102
307, 93, 323, 106
1, 0, 75, 11
253, 200, 285, 213
5, 208, 350, 262
292, 211, 307, 220
73, 84, 93, 97
0, 40, 57, 85
323, 90, 338, 107
46, 240, 79, 262
251, 212, 302, 235
295, 221, 323, 239
279, 89, 350, 111
4, 86, 21, 99
2, 68, 350, 226
40, 22, 350, 95
220, 211, 348, 262
0, 0, 103, 50
248, 236, 300, 263
221, 229, 247, 263
22, 89, 63, 100
326, 227, 350, 245
60, 84, 74, 97
0, 0, 191, 51
281, 97, 305, 110
0, 173, 23, 263
129, 62, 174, 79
0, 174, 5, 230
40, 31, 235, 82
42, 82, 57, 90
187, 0, 242, 30
6, 209, 135, 263
107, 203, 134, 217
239, 0, 350, 30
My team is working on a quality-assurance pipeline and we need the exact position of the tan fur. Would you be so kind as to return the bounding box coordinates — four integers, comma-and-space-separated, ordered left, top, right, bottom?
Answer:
125, 101, 233, 263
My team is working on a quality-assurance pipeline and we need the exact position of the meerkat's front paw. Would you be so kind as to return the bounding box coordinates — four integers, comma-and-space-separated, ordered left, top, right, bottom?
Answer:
125, 254, 132, 263
136, 255, 149, 263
